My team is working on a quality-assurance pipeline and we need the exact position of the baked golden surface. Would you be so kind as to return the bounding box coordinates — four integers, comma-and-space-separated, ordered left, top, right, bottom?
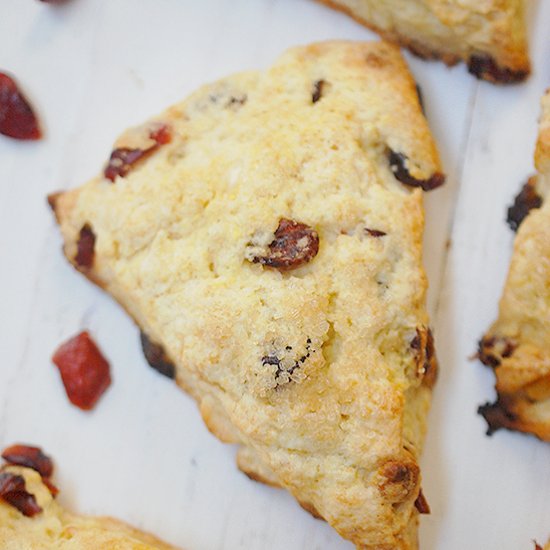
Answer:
317, 0, 530, 83
0, 466, 177, 549
479, 90, 550, 440
50, 41, 443, 549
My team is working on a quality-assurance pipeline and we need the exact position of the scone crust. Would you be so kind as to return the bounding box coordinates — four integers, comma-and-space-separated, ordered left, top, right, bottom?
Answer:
479, 91, 550, 440
0, 466, 177, 549
317, 0, 530, 83
50, 41, 442, 549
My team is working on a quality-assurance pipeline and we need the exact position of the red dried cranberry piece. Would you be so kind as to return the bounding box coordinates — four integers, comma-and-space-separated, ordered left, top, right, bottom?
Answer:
478, 399, 518, 436
365, 228, 386, 237
252, 218, 319, 271
52, 331, 111, 411
507, 177, 542, 231
411, 328, 437, 388
311, 80, 325, 103
388, 150, 445, 191
104, 124, 171, 182
1, 445, 53, 478
42, 477, 59, 497
0, 472, 42, 517
467, 55, 529, 84
414, 489, 430, 514
478, 336, 517, 369
75, 224, 96, 269
0, 73, 41, 141
149, 125, 171, 145
140, 332, 176, 379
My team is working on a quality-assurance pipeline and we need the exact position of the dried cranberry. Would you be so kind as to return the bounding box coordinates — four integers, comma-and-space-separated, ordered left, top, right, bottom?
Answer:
478, 336, 516, 369
388, 150, 445, 191
75, 224, 96, 270
467, 55, 529, 84
365, 228, 386, 237
478, 399, 517, 435
252, 218, 319, 271
1, 445, 53, 478
0, 472, 42, 517
311, 80, 325, 103
104, 124, 171, 182
507, 177, 542, 231
0, 73, 41, 141
414, 489, 430, 514
140, 332, 175, 379
42, 477, 59, 497
411, 328, 437, 388
378, 460, 419, 502
52, 331, 111, 411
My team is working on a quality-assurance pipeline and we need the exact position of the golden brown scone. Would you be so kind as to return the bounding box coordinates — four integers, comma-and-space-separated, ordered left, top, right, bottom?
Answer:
0, 465, 177, 549
316, 0, 530, 83
49, 41, 444, 549
479, 90, 550, 440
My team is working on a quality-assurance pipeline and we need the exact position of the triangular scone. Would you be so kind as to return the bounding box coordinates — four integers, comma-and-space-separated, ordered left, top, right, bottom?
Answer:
50, 42, 443, 549
479, 90, 550, 440
0, 465, 177, 549
317, 0, 530, 83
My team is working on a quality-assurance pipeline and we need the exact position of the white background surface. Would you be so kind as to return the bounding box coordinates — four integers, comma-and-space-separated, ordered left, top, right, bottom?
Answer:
0, 1, 549, 548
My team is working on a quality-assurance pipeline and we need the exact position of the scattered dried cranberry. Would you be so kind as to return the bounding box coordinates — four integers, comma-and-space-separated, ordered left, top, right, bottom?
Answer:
140, 332, 175, 379
1, 445, 53, 478
311, 80, 325, 103
252, 218, 319, 271
104, 124, 171, 182
467, 55, 529, 84
52, 331, 111, 411
0, 72, 41, 141
507, 177, 542, 231
388, 150, 445, 191
414, 489, 430, 514
0, 472, 42, 517
75, 224, 96, 270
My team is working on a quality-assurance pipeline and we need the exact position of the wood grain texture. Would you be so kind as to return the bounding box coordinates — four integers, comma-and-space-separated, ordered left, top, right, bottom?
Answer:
0, 1, 548, 549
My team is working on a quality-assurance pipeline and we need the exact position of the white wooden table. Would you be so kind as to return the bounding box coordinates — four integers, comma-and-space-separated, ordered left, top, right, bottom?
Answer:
1, 1, 549, 548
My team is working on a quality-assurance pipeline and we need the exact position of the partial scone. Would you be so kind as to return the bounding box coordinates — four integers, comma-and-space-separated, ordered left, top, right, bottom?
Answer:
0, 465, 177, 549
316, 0, 530, 83
479, 90, 550, 440
50, 41, 443, 549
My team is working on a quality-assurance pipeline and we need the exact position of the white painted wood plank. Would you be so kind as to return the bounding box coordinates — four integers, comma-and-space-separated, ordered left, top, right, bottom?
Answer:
424, 1, 550, 549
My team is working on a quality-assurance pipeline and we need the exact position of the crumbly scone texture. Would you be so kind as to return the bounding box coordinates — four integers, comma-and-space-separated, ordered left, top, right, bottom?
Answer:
479, 90, 550, 440
0, 466, 177, 549
50, 41, 443, 549
316, 0, 530, 82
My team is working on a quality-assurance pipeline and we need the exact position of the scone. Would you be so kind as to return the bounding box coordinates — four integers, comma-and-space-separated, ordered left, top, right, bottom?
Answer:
49, 41, 444, 549
316, 0, 530, 83
0, 461, 177, 548
479, 90, 550, 440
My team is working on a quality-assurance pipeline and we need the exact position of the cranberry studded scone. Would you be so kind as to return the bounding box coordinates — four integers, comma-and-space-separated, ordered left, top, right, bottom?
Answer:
316, 0, 530, 83
49, 41, 444, 549
0, 448, 177, 549
479, 90, 550, 440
